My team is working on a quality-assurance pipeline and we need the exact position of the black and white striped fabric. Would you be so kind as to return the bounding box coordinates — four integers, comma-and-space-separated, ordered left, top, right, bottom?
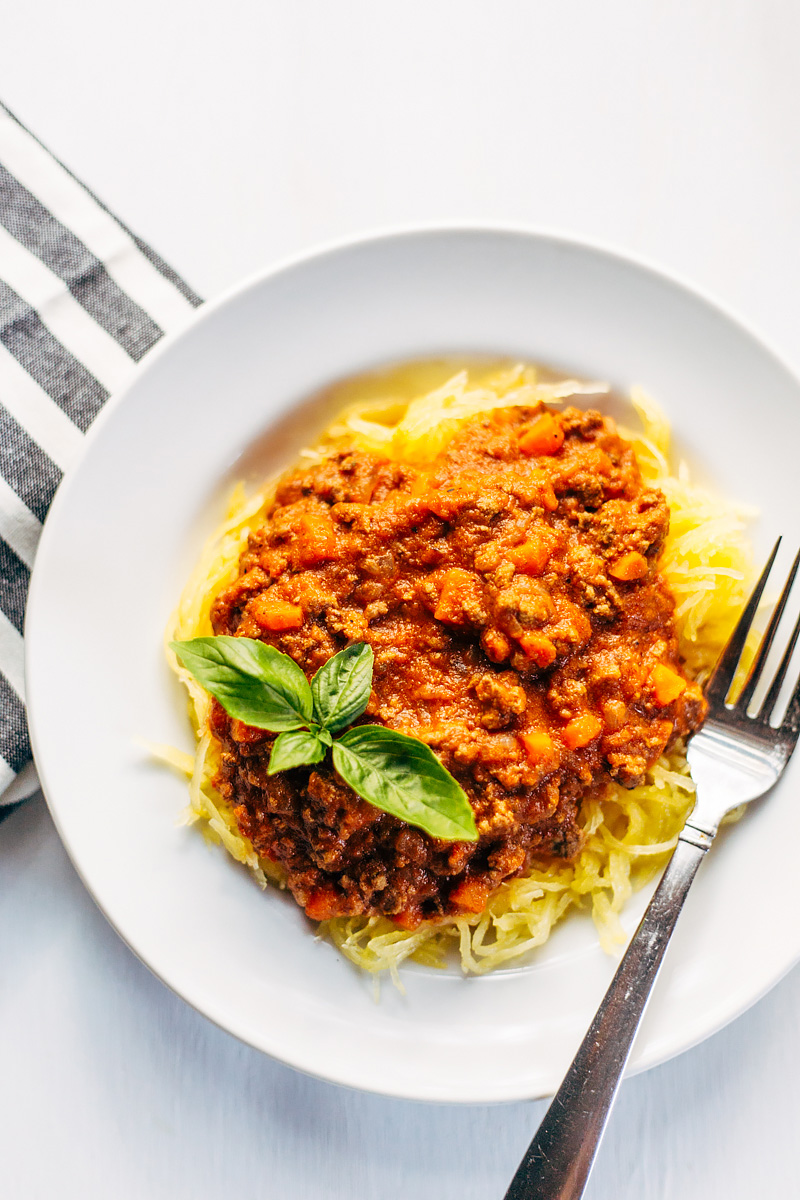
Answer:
0, 102, 202, 819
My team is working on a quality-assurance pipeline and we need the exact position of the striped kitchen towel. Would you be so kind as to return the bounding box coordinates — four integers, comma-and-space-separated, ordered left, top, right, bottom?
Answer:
0, 102, 202, 819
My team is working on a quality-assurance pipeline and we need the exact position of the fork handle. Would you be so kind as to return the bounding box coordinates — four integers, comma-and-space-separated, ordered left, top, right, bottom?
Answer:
503, 825, 714, 1200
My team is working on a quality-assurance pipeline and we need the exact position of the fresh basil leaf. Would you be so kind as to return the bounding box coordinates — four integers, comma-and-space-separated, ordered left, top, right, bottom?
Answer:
332, 726, 478, 842
311, 642, 374, 733
268, 729, 327, 775
171, 636, 313, 731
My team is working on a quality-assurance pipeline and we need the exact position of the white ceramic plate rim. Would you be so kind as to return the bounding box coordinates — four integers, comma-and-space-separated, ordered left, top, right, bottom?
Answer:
48, 218, 800, 448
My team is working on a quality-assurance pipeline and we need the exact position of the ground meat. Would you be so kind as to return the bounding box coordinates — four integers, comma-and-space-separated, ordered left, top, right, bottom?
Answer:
472, 671, 528, 729
209, 403, 706, 926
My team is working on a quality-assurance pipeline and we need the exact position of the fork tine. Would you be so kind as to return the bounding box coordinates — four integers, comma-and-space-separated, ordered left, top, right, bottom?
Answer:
774, 646, 800, 752
705, 538, 781, 706
737, 546, 800, 712
761, 600, 800, 724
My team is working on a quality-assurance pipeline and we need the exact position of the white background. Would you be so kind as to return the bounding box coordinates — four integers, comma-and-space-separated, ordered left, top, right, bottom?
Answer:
2, 3, 800, 1197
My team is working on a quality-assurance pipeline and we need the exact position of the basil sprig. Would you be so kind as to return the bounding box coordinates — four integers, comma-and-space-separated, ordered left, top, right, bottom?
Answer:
170, 637, 478, 843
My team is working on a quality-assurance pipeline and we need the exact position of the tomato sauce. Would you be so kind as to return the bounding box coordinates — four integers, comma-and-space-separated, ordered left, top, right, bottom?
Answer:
209, 404, 705, 924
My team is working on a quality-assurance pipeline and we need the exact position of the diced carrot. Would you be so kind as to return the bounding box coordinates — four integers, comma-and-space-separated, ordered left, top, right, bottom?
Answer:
296, 512, 337, 565
519, 730, 555, 763
562, 713, 602, 749
650, 663, 687, 705
393, 908, 424, 931
609, 551, 648, 582
450, 877, 491, 913
518, 632, 557, 667
518, 413, 565, 457
304, 886, 341, 922
482, 629, 511, 663
434, 568, 482, 624
258, 548, 287, 579
507, 535, 554, 575
426, 489, 470, 520
249, 595, 304, 631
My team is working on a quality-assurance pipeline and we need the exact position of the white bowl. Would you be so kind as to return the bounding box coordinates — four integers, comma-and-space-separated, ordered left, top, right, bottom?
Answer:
26, 226, 800, 1103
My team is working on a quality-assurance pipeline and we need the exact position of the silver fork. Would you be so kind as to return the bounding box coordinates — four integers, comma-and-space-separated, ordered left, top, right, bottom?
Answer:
503, 539, 800, 1200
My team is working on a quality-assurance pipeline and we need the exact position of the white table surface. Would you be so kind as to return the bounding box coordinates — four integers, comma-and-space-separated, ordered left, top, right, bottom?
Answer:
3, 4, 800, 1197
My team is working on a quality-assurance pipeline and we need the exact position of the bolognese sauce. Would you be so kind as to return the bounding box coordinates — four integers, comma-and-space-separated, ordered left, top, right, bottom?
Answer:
209, 404, 705, 927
